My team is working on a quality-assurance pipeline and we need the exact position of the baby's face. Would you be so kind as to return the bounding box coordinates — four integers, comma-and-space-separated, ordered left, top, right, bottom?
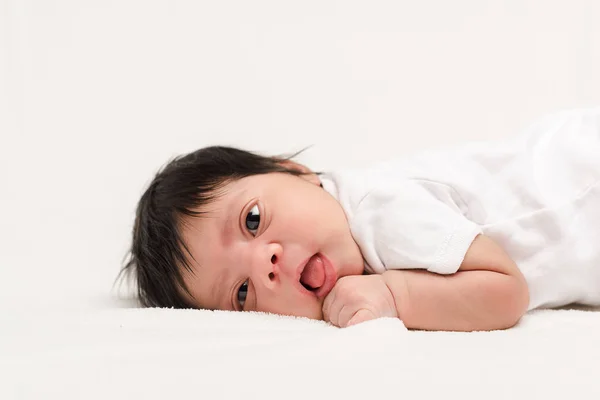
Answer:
180, 171, 364, 320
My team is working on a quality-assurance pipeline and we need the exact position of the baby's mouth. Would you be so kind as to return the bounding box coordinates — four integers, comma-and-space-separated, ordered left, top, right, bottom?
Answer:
299, 254, 326, 292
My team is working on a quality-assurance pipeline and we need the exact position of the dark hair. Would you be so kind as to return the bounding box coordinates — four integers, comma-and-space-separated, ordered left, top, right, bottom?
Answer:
119, 145, 311, 309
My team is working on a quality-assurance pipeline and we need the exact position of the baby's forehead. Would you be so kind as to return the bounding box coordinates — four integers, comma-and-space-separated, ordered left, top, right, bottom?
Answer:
178, 207, 235, 309
179, 192, 241, 248
180, 172, 293, 245
183, 184, 244, 218
180, 207, 226, 239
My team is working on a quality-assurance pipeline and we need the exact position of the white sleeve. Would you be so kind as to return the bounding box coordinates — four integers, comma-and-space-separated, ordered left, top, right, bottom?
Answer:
350, 179, 482, 275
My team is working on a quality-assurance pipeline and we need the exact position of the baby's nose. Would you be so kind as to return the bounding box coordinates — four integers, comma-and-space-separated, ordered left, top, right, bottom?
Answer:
252, 242, 283, 285
268, 254, 276, 273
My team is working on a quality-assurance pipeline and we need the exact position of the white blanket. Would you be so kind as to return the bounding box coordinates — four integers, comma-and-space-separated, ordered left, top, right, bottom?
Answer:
3, 306, 600, 399
3, 1, 600, 399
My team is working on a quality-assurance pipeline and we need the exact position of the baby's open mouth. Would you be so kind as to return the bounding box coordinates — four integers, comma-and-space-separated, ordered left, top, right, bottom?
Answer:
301, 281, 320, 292
299, 254, 326, 292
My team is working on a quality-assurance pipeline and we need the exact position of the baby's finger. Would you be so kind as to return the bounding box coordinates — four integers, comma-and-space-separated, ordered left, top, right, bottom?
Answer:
346, 309, 378, 327
337, 304, 357, 328
321, 288, 337, 323
325, 296, 346, 327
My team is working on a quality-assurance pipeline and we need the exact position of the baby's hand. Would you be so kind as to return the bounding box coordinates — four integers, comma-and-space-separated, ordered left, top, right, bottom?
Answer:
322, 275, 398, 328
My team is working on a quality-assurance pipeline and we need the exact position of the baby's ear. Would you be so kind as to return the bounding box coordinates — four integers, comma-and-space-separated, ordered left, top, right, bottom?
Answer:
278, 159, 322, 187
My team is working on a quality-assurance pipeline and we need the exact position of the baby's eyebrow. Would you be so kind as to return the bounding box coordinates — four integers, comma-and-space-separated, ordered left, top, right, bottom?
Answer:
221, 211, 234, 245
220, 190, 247, 245
211, 266, 228, 310
214, 189, 249, 310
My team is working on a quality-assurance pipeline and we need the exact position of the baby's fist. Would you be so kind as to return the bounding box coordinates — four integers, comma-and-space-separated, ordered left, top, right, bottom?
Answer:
322, 274, 397, 328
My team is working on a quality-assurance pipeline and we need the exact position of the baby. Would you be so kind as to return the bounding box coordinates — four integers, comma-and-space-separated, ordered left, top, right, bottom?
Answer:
122, 107, 600, 331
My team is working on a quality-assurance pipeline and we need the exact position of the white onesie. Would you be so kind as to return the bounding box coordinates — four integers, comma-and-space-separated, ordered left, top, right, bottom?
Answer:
320, 107, 600, 310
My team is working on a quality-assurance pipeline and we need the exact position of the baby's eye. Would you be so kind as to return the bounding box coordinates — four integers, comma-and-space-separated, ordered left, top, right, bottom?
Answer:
245, 205, 260, 235
237, 280, 249, 309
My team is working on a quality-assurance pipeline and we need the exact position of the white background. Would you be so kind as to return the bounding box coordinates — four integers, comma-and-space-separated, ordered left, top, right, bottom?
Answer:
1, 0, 599, 312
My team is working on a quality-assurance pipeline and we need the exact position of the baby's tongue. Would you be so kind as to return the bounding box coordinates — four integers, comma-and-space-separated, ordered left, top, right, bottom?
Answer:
300, 255, 325, 290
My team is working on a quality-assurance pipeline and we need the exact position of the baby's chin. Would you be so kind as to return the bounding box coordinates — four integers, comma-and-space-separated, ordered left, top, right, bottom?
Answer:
266, 298, 325, 321
302, 300, 326, 321
282, 308, 325, 322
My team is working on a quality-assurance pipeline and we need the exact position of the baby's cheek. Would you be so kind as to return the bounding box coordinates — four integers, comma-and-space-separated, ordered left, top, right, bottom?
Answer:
263, 294, 324, 320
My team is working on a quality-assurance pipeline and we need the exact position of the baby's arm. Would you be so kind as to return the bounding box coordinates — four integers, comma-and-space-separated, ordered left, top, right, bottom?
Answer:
383, 234, 530, 331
